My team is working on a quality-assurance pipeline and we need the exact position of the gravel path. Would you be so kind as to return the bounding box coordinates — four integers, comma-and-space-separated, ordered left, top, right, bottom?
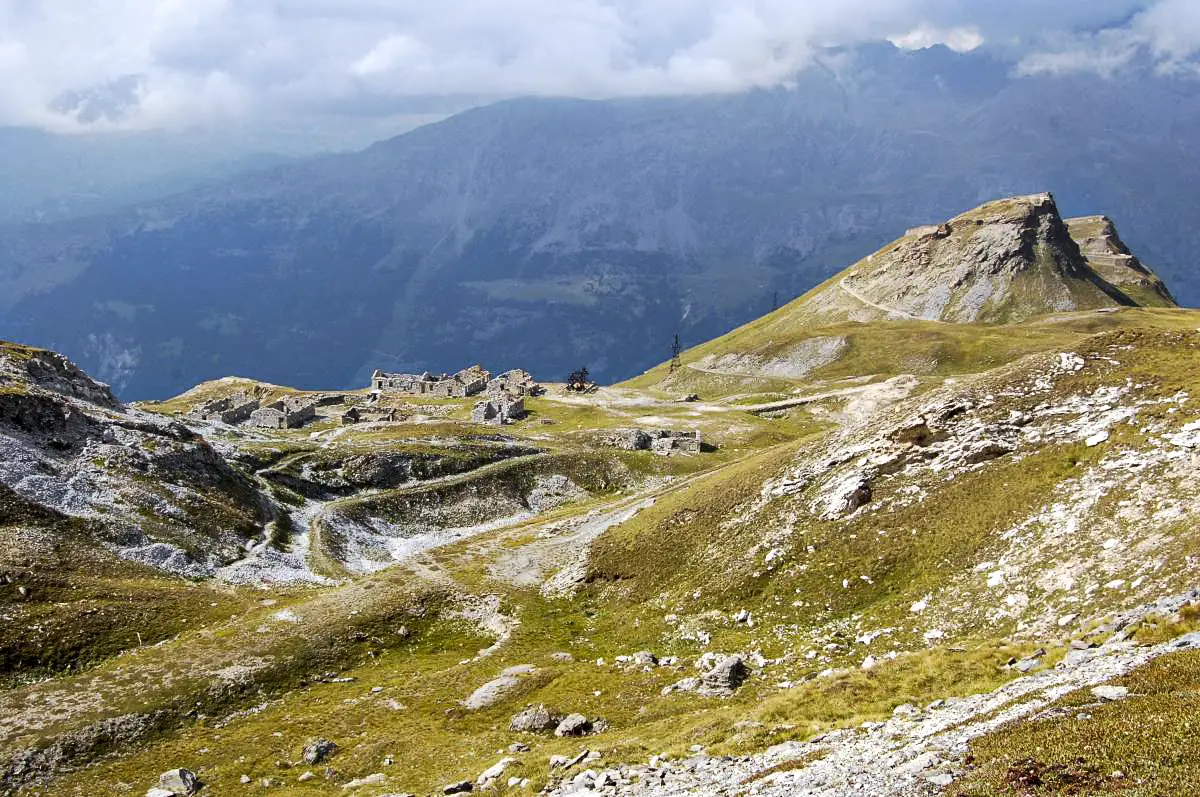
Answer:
543, 629, 1200, 796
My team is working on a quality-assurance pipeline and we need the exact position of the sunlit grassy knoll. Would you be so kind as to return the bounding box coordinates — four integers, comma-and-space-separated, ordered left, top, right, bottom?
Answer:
624, 307, 1200, 399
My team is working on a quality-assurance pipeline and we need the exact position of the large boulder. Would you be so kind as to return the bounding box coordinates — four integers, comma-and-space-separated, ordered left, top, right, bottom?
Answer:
700, 654, 749, 693
302, 738, 338, 765
554, 713, 593, 737
463, 675, 521, 710
509, 704, 561, 733
156, 768, 200, 796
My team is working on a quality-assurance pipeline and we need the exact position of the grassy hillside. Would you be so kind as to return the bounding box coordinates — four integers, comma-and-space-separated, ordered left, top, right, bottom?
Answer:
3, 197, 1200, 797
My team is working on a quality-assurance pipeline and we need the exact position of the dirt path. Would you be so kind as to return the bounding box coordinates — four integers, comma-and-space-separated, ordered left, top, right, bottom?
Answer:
838, 278, 940, 322
481, 461, 746, 595
487, 494, 658, 591
540, 376, 919, 421
738, 374, 917, 417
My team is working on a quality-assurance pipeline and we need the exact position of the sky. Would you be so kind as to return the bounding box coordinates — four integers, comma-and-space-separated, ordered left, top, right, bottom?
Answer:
0, 0, 1197, 146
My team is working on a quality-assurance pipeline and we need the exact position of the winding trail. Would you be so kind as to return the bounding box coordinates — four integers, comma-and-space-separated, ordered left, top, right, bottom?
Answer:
221, 451, 549, 583
739, 374, 919, 417
305, 452, 551, 574
488, 495, 659, 592
837, 277, 943, 323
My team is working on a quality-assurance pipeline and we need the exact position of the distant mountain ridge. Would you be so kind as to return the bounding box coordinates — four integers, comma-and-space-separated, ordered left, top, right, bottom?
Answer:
1, 44, 1198, 399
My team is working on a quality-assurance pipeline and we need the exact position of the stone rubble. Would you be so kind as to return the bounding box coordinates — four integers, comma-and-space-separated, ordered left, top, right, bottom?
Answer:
543, 629, 1200, 796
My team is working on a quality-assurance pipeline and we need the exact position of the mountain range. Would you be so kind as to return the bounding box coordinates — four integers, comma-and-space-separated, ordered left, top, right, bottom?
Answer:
1, 44, 1198, 402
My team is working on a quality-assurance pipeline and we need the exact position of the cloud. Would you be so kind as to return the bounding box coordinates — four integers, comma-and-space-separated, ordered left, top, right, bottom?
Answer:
1016, 33, 1142, 79
1019, 0, 1200, 77
1136, 0, 1200, 71
351, 34, 430, 78
0, 0, 1193, 137
889, 24, 984, 53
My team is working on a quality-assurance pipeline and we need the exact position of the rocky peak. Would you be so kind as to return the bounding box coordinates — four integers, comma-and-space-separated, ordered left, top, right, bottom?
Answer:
0, 342, 121, 409
790, 193, 1162, 326
947, 192, 1086, 275
1065, 214, 1176, 307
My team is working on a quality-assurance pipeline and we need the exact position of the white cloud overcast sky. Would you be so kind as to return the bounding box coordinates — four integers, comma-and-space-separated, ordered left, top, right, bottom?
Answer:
0, 0, 1193, 137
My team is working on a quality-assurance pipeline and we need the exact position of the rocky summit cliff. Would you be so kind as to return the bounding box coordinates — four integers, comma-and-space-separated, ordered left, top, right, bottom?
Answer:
786, 193, 1171, 326
1066, 214, 1177, 308
4, 196, 1200, 797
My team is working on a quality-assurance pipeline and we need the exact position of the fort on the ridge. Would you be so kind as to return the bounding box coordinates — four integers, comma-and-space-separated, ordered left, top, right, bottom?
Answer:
370, 366, 538, 426
182, 365, 542, 432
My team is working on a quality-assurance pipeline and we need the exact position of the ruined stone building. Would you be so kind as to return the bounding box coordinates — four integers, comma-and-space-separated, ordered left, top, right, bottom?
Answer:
435, 365, 489, 397
186, 391, 260, 425
371, 371, 433, 393
340, 406, 398, 426
371, 365, 490, 398
603, 428, 704, 455
471, 393, 526, 426
249, 396, 318, 429
650, 431, 704, 455
487, 369, 537, 397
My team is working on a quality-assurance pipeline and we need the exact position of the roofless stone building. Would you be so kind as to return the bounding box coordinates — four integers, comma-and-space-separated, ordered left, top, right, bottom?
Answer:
371, 365, 490, 398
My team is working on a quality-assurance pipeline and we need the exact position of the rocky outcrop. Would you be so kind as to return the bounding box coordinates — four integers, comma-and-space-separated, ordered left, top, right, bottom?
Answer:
0, 341, 267, 578
1065, 215, 1176, 307
743, 194, 1169, 333
0, 343, 120, 409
